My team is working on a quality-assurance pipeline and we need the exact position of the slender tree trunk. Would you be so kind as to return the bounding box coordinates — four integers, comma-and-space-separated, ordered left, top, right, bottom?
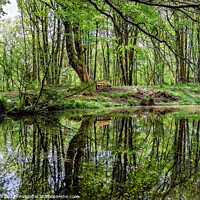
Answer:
54, 19, 61, 85
102, 42, 107, 79
94, 21, 98, 81
124, 20, 129, 85
184, 27, 188, 83
51, 14, 56, 85
31, 19, 37, 81
179, 28, 185, 83
56, 35, 65, 85
187, 26, 194, 83
106, 18, 110, 80
197, 24, 200, 83
129, 27, 138, 86
41, 6, 50, 84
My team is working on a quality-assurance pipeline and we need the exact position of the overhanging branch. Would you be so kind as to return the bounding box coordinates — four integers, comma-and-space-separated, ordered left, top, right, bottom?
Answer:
130, 0, 200, 9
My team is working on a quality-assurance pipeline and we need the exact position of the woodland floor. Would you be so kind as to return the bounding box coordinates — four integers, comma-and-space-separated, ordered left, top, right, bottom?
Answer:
2, 84, 200, 112
93, 86, 178, 104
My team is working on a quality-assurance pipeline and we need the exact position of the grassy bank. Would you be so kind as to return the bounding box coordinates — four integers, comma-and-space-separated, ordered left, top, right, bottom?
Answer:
1, 83, 200, 114
156, 83, 200, 105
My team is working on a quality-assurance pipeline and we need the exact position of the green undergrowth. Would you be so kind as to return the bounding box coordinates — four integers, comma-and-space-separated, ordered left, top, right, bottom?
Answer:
2, 83, 200, 114
50, 101, 118, 110
100, 91, 133, 98
157, 83, 200, 105
69, 95, 111, 102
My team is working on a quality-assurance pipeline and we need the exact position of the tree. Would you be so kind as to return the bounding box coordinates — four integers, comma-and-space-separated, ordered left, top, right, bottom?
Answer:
88, 0, 200, 84
39, 0, 94, 82
1, 0, 200, 87
0, 0, 10, 18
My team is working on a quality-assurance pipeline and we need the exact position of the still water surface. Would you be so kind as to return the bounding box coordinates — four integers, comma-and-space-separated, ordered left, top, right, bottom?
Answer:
0, 108, 200, 199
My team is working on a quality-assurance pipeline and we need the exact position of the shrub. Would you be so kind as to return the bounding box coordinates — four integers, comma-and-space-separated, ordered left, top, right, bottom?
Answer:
43, 89, 60, 101
128, 98, 137, 106
102, 102, 113, 107
70, 98, 76, 103
28, 82, 37, 90
0, 95, 8, 111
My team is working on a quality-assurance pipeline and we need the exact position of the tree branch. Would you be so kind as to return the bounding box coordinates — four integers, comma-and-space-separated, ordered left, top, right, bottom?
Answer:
130, 0, 200, 9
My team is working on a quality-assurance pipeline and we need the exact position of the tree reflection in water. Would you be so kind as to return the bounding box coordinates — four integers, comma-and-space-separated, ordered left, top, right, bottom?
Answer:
0, 112, 200, 199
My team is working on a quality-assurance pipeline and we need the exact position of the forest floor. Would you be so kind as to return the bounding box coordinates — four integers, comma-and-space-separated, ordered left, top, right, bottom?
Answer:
93, 86, 178, 105
64, 84, 200, 106
53, 84, 200, 107
1, 84, 200, 113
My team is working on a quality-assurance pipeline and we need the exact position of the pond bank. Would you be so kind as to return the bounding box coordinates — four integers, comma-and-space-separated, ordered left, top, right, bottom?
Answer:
1, 84, 200, 114
1, 105, 200, 121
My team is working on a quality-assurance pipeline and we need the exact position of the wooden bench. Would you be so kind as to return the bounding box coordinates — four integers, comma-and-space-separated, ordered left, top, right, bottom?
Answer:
96, 80, 111, 90
95, 117, 111, 126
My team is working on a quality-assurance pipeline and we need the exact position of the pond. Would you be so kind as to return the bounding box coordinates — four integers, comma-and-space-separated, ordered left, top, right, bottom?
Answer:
1, 107, 200, 200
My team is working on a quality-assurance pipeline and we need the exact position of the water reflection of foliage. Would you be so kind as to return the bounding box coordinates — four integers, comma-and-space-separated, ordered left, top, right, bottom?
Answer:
79, 116, 200, 199
0, 114, 200, 199
0, 116, 82, 196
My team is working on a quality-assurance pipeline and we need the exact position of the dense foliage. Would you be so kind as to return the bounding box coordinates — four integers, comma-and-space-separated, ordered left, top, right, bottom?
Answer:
0, 0, 200, 90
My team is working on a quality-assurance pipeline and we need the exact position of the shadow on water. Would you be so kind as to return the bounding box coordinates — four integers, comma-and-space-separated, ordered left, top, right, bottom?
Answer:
1, 107, 200, 199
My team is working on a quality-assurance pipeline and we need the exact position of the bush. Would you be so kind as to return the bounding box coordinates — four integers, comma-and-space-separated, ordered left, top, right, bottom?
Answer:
102, 102, 113, 107
0, 95, 8, 111
70, 98, 76, 103
128, 98, 137, 106
43, 89, 60, 101
28, 82, 37, 90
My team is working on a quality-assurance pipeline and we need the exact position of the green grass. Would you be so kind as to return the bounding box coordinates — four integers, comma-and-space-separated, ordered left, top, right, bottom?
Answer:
62, 84, 200, 107
4, 83, 200, 113
51, 101, 117, 110
157, 84, 200, 105
100, 91, 133, 98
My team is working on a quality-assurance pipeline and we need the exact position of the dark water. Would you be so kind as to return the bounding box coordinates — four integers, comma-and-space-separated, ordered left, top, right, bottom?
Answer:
1, 108, 200, 200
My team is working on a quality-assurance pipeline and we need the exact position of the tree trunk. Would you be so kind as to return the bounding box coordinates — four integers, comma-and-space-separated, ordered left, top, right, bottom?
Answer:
94, 21, 98, 81
197, 24, 200, 83
179, 28, 185, 83
63, 20, 89, 82
31, 19, 37, 81
129, 27, 138, 86
106, 17, 110, 80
